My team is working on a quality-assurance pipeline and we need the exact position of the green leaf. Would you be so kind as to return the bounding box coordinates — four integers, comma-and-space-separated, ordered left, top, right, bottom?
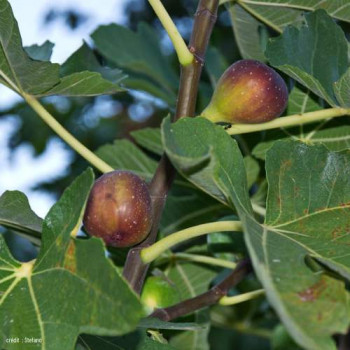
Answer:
222, 0, 350, 23
242, 141, 350, 350
272, 324, 304, 350
168, 263, 216, 350
251, 86, 346, 160
244, 156, 259, 189
286, 86, 323, 115
162, 117, 253, 212
266, 10, 349, 106
162, 118, 350, 350
0, 191, 42, 237
78, 331, 177, 350
334, 67, 350, 107
241, 3, 303, 32
207, 215, 246, 261
60, 42, 126, 85
0, 0, 60, 94
252, 124, 350, 161
138, 318, 205, 331
265, 141, 350, 279
161, 189, 226, 236
42, 71, 125, 97
0, 169, 144, 350
304, 126, 350, 151
96, 139, 158, 180
24, 41, 54, 61
253, 86, 322, 159
131, 127, 163, 156
205, 47, 229, 87
0, 0, 124, 96
227, 4, 266, 61
91, 22, 178, 105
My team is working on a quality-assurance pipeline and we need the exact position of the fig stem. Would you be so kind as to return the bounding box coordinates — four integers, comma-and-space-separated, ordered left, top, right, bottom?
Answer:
141, 220, 242, 264
170, 252, 238, 270
219, 288, 265, 306
23, 94, 114, 174
148, 0, 194, 66
225, 107, 350, 135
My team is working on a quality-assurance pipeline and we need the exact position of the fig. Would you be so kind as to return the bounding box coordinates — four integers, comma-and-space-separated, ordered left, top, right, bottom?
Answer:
201, 59, 288, 124
83, 170, 153, 248
141, 276, 180, 314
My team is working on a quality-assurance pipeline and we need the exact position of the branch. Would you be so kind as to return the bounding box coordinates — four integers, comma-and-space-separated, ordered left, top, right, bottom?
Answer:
148, 0, 194, 66
338, 330, 350, 350
226, 107, 350, 136
141, 221, 242, 264
122, 0, 220, 294
150, 259, 252, 321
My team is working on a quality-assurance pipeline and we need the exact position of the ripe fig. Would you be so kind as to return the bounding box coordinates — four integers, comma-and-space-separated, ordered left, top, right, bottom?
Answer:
83, 170, 153, 248
141, 276, 180, 314
201, 59, 288, 124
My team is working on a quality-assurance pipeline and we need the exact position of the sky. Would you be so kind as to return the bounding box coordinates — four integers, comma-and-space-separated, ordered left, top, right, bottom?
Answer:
0, 0, 129, 217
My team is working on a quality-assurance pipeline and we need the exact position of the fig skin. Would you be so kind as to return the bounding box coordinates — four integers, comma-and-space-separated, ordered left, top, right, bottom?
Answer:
83, 170, 153, 248
201, 59, 288, 124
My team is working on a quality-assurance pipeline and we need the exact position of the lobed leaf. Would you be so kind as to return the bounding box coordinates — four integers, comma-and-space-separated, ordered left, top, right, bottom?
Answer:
168, 263, 217, 350
24, 41, 54, 62
96, 139, 158, 180
0, 191, 42, 237
266, 10, 349, 106
0, 169, 144, 350
92, 22, 178, 105
221, 0, 350, 24
131, 127, 163, 156
162, 117, 350, 350
0, 0, 124, 97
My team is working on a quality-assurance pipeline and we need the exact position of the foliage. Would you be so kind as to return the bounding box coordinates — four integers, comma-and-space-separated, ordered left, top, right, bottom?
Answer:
0, 0, 350, 349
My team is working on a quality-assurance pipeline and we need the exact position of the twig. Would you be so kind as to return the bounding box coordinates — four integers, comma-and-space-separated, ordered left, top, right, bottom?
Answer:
122, 0, 220, 294
150, 258, 252, 321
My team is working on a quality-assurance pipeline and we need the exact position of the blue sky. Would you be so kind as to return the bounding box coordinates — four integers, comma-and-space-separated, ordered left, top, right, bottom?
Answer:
0, 0, 129, 216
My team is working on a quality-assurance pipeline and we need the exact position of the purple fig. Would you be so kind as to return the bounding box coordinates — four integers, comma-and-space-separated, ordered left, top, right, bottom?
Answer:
201, 59, 288, 124
83, 170, 153, 248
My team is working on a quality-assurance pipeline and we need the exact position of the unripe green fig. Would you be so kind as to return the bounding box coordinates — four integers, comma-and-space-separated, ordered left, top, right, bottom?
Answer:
201, 59, 288, 124
83, 170, 153, 248
141, 276, 180, 314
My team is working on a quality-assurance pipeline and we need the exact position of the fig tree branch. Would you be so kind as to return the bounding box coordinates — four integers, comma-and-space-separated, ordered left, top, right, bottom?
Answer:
148, 0, 194, 66
226, 107, 350, 136
122, 0, 220, 294
141, 220, 242, 264
150, 258, 252, 321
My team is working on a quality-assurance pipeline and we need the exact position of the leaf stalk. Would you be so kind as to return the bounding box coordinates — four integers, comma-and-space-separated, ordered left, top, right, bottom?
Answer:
141, 221, 242, 264
23, 94, 113, 174
148, 0, 194, 66
219, 288, 264, 305
226, 107, 350, 136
